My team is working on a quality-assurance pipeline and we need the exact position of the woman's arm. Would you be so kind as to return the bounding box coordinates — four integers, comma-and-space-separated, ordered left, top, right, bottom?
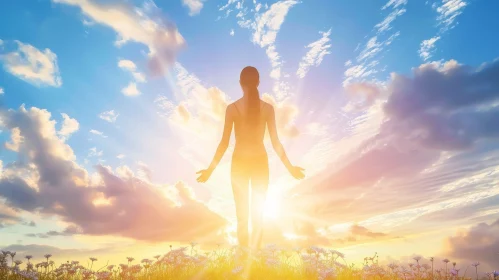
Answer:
267, 105, 293, 170
207, 105, 234, 171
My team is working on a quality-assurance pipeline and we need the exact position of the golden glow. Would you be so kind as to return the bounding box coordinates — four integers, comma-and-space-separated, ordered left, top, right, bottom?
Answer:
263, 189, 282, 219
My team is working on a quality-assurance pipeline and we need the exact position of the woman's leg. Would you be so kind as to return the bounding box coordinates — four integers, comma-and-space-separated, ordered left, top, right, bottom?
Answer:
231, 160, 250, 248
249, 156, 269, 251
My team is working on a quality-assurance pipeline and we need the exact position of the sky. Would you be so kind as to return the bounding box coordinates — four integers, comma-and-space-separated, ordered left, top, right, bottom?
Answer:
1, 0, 499, 271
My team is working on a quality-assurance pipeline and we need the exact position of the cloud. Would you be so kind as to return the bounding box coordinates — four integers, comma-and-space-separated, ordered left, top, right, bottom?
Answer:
52, 0, 185, 75
98, 110, 119, 123
436, 0, 468, 32
121, 82, 140, 96
230, 29, 235, 36
58, 113, 79, 140
444, 219, 499, 272
219, 0, 298, 98
350, 224, 387, 238
182, 0, 206, 16
0, 87, 4, 95
383, 59, 499, 150
0, 105, 226, 242
343, 0, 406, 86
418, 0, 468, 61
89, 129, 107, 138
118, 59, 146, 83
289, 58, 499, 237
116, 154, 125, 159
296, 29, 332, 79
418, 36, 441, 61
1, 41, 62, 87
88, 147, 103, 157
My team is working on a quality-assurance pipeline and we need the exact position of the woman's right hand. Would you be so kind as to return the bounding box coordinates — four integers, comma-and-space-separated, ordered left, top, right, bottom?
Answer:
288, 166, 305, 180
196, 168, 213, 183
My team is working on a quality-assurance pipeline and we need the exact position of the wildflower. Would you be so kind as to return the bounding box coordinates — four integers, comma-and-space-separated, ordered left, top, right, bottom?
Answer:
71, 260, 79, 265
493, 271, 499, 277
127, 257, 135, 263
95, 271, 112, 280
450, 268, 460, 276
422, 263, 431, 270
472, 262, 480, 267
90, 257, 98, 262
107, 265, 115, 271
14, 260, 22, 266
388, 263, 399, 270
453, 261, 457, 268
190, 241, 198, 248
154, 255, 161, 260
443, 259, 450, 263
25, 255, 33, 261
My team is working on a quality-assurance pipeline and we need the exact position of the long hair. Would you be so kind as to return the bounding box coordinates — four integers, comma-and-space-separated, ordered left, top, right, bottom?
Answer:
240, 66, 260, 126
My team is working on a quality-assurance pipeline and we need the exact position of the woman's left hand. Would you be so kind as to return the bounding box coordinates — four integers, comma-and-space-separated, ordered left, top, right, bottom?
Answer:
196, 169, 213, 183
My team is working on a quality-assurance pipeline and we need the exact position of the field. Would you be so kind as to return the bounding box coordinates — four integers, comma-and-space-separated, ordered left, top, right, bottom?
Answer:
1, 244, 496, 280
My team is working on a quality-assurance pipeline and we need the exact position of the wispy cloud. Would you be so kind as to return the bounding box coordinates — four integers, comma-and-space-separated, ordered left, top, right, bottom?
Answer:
419, 0, 468, 61
52, 0, 185, 74
0, 87, 4, 95
343, 0, 407, 86
219, 0, 298, 98
98, 110, 119, 123
1, 41, 62, 87
182, 0, 206, 16
296, 29, 332, 79
118, 59, 146, 83
89, 129, 107, 138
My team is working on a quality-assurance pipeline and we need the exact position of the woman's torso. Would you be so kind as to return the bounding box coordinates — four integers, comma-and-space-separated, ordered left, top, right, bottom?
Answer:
232, 99, 268, 158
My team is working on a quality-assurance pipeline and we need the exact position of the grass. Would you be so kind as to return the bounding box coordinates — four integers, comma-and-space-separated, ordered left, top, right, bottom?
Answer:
1, 245, 497, 280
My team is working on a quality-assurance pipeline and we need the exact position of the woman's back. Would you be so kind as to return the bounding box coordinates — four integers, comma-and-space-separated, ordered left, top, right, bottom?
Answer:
231, 99, 268, 157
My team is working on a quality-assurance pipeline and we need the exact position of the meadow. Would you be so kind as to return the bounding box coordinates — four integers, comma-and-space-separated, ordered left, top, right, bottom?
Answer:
1, 244, 497, 280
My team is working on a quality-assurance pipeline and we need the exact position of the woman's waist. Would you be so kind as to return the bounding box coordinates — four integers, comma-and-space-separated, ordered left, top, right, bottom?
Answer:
232, 145, 268, 158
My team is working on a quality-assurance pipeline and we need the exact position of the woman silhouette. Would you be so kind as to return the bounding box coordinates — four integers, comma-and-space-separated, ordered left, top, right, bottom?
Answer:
196, 66, 305, 251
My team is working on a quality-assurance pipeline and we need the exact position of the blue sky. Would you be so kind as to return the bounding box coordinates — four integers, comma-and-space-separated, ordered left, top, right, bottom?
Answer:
1, 0, 499, 270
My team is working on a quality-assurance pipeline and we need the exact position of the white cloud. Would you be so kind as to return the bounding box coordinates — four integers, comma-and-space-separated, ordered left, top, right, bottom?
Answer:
118, 59, 145, 95
217, 0, 297, 98
343, 0, 407, 86
121, 82, 140, 96
252, 0, 298, 48
118, 59, 136, 71
89, 129, 107, 138
419, 36, 441, 61
116, 154, 125, 159
5, 127, 23, 152
88, 147, 103, 157
418, 0, 467, 61
230, 29, 235, 36
296, 29, 332, 79
182, 0, 206, 16
52, 0, 185, 73
58, 113, 80, 140
0, 87, 4, 95
436, 0, 468, 32
98, 110, 119, 123
1, 41, 62, 87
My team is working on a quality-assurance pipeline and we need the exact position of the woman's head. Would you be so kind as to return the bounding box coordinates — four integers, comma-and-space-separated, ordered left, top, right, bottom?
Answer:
240, 66, 260, 90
